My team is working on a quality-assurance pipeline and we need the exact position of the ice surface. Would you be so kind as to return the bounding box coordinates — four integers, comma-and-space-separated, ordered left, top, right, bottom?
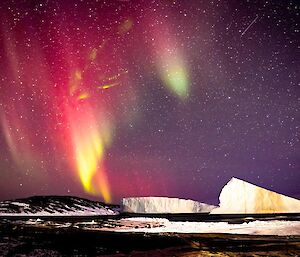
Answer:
8, 215, 299, 236
122, 196, 217, 213
117, 218, 300, 236
211, 177, 300, 214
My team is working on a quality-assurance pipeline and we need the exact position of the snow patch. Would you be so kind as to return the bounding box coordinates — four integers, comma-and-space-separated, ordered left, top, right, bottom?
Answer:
0, 196, 118, 216
118, 218, 300, 236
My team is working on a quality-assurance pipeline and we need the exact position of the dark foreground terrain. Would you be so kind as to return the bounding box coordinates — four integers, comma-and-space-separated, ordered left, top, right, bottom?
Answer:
0, 214, 299, 257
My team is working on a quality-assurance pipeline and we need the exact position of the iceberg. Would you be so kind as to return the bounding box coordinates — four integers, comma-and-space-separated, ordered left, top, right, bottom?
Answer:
211, 177, 300, 214
122, 196, 217, 213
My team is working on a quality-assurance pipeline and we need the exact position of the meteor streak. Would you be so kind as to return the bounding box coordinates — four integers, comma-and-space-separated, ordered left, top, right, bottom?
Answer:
77, 92, 90, 100
98, 82, 120, 90
241, 15, 259, 37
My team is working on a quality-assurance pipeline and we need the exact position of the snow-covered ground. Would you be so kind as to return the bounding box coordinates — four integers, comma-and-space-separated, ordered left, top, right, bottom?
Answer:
0, 196, 118, 216
3, 214, 299, 237
2, 217, 299, 257
111, 217, 300, 236
0, 208, 115, 216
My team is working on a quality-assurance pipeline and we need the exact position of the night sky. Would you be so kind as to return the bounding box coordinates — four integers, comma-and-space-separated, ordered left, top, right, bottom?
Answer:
0, 0, 299, 204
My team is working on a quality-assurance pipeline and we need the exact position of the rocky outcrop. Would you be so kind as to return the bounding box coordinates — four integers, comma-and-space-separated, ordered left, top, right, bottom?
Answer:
0, 196, 119, 216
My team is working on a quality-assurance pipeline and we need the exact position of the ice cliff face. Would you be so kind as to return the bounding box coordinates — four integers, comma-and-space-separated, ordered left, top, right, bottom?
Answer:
211, 177, 300, 214
122, 197, 217, 213
0, 196, 119, 216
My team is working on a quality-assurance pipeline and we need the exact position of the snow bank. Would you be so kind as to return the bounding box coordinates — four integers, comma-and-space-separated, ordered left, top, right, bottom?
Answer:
211, 177, 300, 214
122, 197, 217, 213
118, 218, 300, 236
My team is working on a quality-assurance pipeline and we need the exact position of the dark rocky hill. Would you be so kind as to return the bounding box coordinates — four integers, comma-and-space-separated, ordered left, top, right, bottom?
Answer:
0, 195, 119, 216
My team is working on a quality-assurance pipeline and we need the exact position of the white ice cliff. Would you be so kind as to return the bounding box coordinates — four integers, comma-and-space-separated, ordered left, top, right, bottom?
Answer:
211, 177, 300, 214
122, 196, 217, 213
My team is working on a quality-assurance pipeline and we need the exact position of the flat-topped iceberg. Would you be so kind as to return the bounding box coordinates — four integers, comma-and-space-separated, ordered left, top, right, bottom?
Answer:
122, 196, 217, 213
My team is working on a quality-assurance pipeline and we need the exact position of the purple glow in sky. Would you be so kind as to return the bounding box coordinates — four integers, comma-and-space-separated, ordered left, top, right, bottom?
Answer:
0, 0, 299, 204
